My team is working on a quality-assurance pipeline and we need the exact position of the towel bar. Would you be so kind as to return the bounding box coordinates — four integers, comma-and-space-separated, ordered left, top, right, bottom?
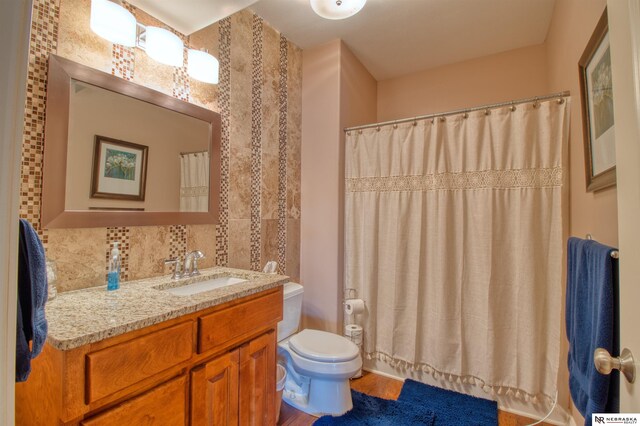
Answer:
585, 234, 619, 258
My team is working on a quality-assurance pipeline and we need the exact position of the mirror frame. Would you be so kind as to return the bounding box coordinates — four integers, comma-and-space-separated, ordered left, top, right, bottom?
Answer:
42, 54, 221, 228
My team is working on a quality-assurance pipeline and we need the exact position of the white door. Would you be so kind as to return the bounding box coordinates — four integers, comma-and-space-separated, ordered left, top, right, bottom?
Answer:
0, 0, 33, 424
608, 0, 640, 412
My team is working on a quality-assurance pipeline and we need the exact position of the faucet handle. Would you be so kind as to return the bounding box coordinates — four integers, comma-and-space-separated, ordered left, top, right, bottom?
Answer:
191, 258, 201, 276
164, 258, 182, 280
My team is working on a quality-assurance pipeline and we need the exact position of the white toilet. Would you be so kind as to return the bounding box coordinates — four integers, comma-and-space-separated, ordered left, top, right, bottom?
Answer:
277, 282, 362, 417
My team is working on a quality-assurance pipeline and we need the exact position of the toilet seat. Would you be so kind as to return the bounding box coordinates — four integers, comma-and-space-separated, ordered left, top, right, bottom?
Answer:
289, 329, 359, 362
279, 339, 362, 379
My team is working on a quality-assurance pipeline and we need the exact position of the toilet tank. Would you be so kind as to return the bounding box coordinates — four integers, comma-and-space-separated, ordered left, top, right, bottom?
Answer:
277, 282, 304, 342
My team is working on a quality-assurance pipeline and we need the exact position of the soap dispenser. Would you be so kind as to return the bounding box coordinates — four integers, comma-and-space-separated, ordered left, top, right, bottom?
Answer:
107, 242, 121, 291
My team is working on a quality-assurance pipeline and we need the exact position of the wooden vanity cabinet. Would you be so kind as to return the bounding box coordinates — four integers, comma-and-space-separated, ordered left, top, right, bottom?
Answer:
80, 375, 189, 426
238, 332, 277, 425
191, 349, 240, 425
15, 286, 283, 426
190, 331, 276, 426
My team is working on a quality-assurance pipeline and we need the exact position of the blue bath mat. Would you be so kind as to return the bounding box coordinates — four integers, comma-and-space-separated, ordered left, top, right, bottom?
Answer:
399, 379, 498, 425
314, 390, 436, 425
314, 380, 497, 426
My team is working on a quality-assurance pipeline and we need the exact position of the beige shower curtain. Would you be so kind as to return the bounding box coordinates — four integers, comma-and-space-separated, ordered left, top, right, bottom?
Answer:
180, 152, 209, 212
345, 98, 569, 401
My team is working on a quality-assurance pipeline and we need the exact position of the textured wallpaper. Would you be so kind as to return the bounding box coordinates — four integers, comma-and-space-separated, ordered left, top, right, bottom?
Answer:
21, 0, 301, 292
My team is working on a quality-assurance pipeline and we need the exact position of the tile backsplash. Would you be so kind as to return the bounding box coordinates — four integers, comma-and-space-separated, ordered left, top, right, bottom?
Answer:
22, 0, 301, 292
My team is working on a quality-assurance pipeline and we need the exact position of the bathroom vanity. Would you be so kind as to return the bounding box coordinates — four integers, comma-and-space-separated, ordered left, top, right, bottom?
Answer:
15, 268, 286, 425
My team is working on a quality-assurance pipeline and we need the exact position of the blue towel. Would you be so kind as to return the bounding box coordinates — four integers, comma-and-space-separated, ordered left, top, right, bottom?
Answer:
566, 237, 619, 424
16, 219, 48, 382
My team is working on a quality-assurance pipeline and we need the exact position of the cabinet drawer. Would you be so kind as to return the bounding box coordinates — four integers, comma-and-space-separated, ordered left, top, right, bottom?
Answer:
86, 321, 194, 403
81, 375, 188, 426
198, 289, 282, 354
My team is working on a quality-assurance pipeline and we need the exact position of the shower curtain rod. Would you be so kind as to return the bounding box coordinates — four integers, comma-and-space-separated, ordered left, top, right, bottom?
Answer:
344, 90, 571, 132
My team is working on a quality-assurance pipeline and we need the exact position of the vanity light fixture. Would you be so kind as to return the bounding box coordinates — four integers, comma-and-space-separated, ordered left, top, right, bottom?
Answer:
187, 49, 219, 84
310, 0, 367, 20
90, 3, 218, 84
90, 0, 137, 46
143, 26, 184, 67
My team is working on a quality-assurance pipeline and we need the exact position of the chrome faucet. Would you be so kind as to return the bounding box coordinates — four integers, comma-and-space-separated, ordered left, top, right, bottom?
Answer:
164, 250, 205, 280
184, 250, 205, 277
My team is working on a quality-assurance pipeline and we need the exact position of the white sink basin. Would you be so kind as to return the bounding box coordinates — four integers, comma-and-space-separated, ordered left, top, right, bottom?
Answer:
163, 276, 247, 296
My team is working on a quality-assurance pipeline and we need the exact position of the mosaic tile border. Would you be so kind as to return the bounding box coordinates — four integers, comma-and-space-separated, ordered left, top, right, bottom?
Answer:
111, 44, 135, 80
169, 225, 187, 259
172, 33, 190, 102
168, 29, 190, 262
111, 2, 135, 80
216, 17, 232, 267
277, 35, 289, 275
250, 15, 264, 271
20, 0, 60, 248
106, 227, 130, 281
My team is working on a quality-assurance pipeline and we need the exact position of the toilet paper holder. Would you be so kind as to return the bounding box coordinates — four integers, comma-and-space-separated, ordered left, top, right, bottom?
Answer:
343, 288, 359, 314
344, 288, 357, 300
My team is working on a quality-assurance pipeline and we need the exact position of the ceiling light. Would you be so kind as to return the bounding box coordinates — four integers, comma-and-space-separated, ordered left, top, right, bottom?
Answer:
145, 26, 184, 67
310, 0, 367, 20
90, 0, 137, 46
188, 50, 219, 84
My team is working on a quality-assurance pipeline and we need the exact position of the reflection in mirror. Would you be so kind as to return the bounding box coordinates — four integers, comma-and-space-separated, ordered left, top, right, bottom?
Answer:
42, 54, 221, 228
66, 80, 210, 212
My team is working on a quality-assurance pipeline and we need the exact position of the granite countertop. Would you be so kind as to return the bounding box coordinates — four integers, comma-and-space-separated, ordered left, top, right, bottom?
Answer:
45, 267, 289, 351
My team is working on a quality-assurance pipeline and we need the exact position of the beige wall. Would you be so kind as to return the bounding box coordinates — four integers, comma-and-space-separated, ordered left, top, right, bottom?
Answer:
377, 44, 549, 122
340, 42, 378, 129
66, 82, 209, 211
23, 0, 302, 291
301, 40, 376, 333
545, 0, 613, 423
301, 40, 342, 333
546, 0, 617, 247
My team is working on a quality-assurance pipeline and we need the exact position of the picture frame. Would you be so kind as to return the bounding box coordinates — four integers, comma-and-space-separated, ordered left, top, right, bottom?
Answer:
91, 135, 149, 201
579, 8, 616, 192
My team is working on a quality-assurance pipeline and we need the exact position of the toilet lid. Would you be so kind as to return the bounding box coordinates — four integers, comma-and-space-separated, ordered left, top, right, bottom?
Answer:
289, 329, 360, 363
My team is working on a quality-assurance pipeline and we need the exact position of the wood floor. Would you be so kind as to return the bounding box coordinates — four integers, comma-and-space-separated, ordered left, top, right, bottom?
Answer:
277, 371, 552, 426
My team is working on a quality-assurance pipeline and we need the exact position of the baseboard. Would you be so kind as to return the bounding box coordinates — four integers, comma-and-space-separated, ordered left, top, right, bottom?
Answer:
363, 366, 573, 425
362, 366, 406, 382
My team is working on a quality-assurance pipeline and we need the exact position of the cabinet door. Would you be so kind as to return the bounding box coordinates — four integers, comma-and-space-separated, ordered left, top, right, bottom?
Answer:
81, 375, 187, 426
239, 331, 276, 426
191, 349, 240, 426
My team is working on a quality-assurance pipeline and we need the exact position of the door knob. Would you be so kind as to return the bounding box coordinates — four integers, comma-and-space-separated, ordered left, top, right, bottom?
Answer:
594, 347, 636, 383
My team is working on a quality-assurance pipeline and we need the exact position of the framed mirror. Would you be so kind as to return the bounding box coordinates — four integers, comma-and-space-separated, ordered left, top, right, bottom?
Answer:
42, 54, 221, 228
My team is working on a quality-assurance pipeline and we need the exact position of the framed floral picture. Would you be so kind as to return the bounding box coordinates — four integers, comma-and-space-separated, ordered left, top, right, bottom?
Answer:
91, 135, 149, 201
579, 8, 616, 192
